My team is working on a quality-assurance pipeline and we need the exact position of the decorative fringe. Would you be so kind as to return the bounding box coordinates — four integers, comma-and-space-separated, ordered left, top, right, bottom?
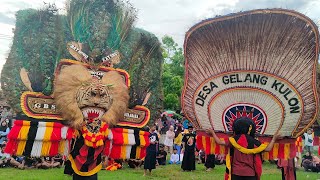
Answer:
295, 137, 303, 153
196, 133, 298, 160
6, 120, 150, 160
103, 129, 113, 156
5, 120, 75, 157
196, 134, 229, 156
108, 128, 149, 160
82, 122, 108, 148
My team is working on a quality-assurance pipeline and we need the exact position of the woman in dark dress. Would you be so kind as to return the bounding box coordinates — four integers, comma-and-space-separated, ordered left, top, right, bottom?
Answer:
144, 125, 158, 176
181, 126, 196, 171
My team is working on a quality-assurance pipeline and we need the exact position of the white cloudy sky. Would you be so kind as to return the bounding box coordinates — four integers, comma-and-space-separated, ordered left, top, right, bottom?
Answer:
0, 0, 320, 75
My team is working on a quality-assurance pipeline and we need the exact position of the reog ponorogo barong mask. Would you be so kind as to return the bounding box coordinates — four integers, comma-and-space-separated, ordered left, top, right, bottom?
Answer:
2, 0, 163, 178
182, 9, 319, 160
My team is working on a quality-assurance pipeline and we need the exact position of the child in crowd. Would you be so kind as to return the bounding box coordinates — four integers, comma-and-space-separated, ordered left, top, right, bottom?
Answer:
303, 128, 313, 152
169, 149, 180, 164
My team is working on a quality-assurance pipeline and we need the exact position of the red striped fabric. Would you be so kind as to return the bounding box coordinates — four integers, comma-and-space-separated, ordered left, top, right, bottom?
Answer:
49, 123, 62, 156
4, 120, 24, 154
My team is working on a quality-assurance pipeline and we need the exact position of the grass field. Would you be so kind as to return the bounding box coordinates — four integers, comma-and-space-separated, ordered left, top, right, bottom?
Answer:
0, 162, 319, 180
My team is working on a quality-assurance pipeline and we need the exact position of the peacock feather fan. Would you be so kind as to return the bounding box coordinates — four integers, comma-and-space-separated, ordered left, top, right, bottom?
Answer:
66, 0, 136, 61
1, 4, 66, 112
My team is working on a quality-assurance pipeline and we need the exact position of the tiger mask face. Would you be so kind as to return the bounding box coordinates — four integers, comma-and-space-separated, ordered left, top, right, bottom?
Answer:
53, 64, 129, 130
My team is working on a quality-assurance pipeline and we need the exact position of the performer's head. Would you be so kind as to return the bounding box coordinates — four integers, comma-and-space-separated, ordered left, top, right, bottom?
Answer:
307, 128, 313, 134
169, 125, 174, 131
150, 125, 157, 132
232, 117, 256, 137
188, 125, 193, 132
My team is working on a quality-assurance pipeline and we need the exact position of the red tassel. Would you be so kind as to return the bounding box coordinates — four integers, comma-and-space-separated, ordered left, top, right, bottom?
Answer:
289, 143, 296, 159
7, 120, 24, 139
109, 145, 121, 159
109, 128, 123, 159
224, 138, 228, 155
66, 128, 75, 140
49, 123, 62, 156
278, 144, 285, 159
269, 148, 274, 160
112, 128, 124, 145
104, 139, 111, 156
140, 147, 147, 159
205, 136, 211, 154
215, 141, 220, 154
5, 120, 24, 155
4, 140, 18, 154
196, 135, 203, 151
144, 132, 150, 147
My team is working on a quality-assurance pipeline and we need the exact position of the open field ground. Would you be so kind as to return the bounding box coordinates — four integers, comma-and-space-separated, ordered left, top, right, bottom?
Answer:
0, 162, 319, 180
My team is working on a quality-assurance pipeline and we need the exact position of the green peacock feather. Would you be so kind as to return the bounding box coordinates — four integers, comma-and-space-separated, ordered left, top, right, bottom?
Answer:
67, 0, 136, 56
1, 0, 164, 121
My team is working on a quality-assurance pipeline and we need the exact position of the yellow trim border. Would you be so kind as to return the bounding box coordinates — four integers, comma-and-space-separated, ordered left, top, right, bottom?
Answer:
69, 155, 102, 176
229, 137, 267, 154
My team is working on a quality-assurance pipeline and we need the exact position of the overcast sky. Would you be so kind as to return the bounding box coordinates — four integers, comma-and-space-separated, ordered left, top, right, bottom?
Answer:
0, 0, 320, 75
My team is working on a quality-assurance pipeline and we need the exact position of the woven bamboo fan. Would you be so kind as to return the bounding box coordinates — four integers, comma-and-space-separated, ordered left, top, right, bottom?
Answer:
182, 9, 319, 138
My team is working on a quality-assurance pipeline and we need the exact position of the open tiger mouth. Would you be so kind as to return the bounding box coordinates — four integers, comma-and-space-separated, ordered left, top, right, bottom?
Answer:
81, 107, 106, 120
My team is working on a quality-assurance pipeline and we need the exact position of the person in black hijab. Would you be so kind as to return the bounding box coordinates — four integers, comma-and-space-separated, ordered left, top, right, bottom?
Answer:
144, 125, 159, 176
181, 126, 196, 171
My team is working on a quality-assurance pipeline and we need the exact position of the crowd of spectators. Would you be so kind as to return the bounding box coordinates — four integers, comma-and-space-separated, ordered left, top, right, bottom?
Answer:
0, 106, 64, 170
150, 114, 226, 170
299, 128, 320, 173
0, 141, 64, 169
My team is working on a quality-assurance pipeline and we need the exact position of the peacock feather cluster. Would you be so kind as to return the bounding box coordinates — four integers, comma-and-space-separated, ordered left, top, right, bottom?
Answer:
1, 0, 163, 121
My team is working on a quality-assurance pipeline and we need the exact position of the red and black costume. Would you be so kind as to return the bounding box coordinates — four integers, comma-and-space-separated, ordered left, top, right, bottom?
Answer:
225, 117, 267, 180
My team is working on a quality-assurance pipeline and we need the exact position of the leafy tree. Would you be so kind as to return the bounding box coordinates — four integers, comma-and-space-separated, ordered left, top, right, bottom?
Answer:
161, 36, 184, 111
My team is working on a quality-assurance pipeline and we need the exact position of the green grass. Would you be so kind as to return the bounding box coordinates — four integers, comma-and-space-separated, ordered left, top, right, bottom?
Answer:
0, 162, 319, 180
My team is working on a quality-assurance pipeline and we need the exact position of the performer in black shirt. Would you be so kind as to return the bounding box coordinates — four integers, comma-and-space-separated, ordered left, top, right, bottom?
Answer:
144, 125, 159, 176
181, 126, 196, 171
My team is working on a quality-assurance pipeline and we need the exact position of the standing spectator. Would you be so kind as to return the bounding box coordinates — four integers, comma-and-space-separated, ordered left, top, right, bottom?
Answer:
156, 146, 167, 165
181, 126, 196, 171
182, 118, 189, 130
174, 126, 183, 159
144, 125, 158, 176
303, 128, 314, 152
155, 118, 163, 134
169, 149, 180, 164
164, 126, 175, 154
0, 121, 9, 145
161, 115, 168, 134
